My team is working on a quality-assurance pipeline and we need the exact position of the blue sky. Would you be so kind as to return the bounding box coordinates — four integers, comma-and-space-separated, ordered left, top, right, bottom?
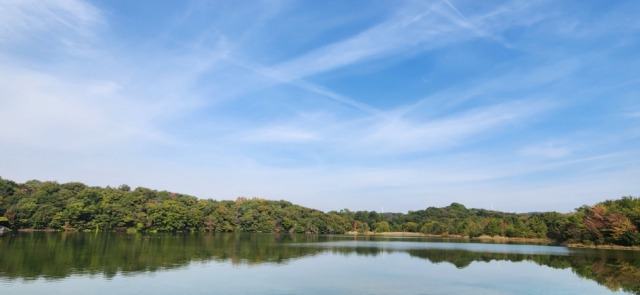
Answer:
1, 0, 639, 213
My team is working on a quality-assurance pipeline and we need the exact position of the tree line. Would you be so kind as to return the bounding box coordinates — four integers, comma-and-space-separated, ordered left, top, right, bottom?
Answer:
0, 177, 638, 246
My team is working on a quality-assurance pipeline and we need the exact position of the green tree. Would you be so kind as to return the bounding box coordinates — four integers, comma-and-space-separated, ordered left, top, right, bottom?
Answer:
483, 218, 504, 236
373, 221, 390, 232
402, 222, 419, 232
421, 221, 447, 235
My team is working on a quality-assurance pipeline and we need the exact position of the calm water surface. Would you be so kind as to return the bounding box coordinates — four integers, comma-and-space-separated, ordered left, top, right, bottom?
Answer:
1, 233, 639, 294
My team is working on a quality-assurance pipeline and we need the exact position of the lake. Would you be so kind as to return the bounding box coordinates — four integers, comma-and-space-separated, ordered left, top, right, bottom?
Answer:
1, 233, 639, 294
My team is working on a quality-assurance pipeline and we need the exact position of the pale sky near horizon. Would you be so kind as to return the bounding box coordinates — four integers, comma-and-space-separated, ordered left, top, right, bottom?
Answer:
1, 0, 639, 213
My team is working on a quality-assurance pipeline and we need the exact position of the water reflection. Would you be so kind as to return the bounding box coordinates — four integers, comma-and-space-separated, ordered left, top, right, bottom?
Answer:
0, 233, 325, 280
307, 240, 640, 294
1, 233, 639, 294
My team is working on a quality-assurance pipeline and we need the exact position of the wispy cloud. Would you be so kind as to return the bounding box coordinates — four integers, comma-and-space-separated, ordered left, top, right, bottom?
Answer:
242, 125, 321, 143
0, 0, 102, 50
625, 111, 640, 118
0, 0, 203, 151
519, 142, 572, 159
227, 57, 384, 116
167, 0, 553, 123
219, 0, 554, 121
439, 0, 514, 48
355, 100, 550, 154
0, 62, 167, 150
270, 0, 515, 80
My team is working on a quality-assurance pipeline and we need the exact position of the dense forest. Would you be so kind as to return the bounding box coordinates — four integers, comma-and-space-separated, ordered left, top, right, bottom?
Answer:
0, 177, 639, 246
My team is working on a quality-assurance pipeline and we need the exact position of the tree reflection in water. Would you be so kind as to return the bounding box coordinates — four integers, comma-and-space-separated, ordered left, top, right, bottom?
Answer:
1, 233, 638, 294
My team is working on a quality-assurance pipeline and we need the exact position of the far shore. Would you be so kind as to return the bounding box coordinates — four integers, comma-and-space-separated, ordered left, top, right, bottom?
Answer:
16, 228, 59, 233
565, 243, 640, 251
345, 231, 551, 243
345, 231, 640, 251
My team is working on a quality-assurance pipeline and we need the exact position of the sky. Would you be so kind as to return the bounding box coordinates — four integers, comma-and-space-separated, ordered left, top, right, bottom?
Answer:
1, 0, 639, 213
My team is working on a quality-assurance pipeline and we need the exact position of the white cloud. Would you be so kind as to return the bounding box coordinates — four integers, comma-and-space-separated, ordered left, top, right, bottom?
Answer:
0, 64, 165, 150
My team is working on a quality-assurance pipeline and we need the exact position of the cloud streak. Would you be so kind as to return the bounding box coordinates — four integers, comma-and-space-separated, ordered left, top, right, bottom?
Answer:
355, 100, 550, 154
0, 0, 103, 53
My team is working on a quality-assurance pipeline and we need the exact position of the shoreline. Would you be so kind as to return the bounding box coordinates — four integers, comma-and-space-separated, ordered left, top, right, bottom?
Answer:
344, 231, 552, 244
565, 243, 640, 251
7, 230, 640, 251
345, 231, 640, 250
16, 228, 61, 233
